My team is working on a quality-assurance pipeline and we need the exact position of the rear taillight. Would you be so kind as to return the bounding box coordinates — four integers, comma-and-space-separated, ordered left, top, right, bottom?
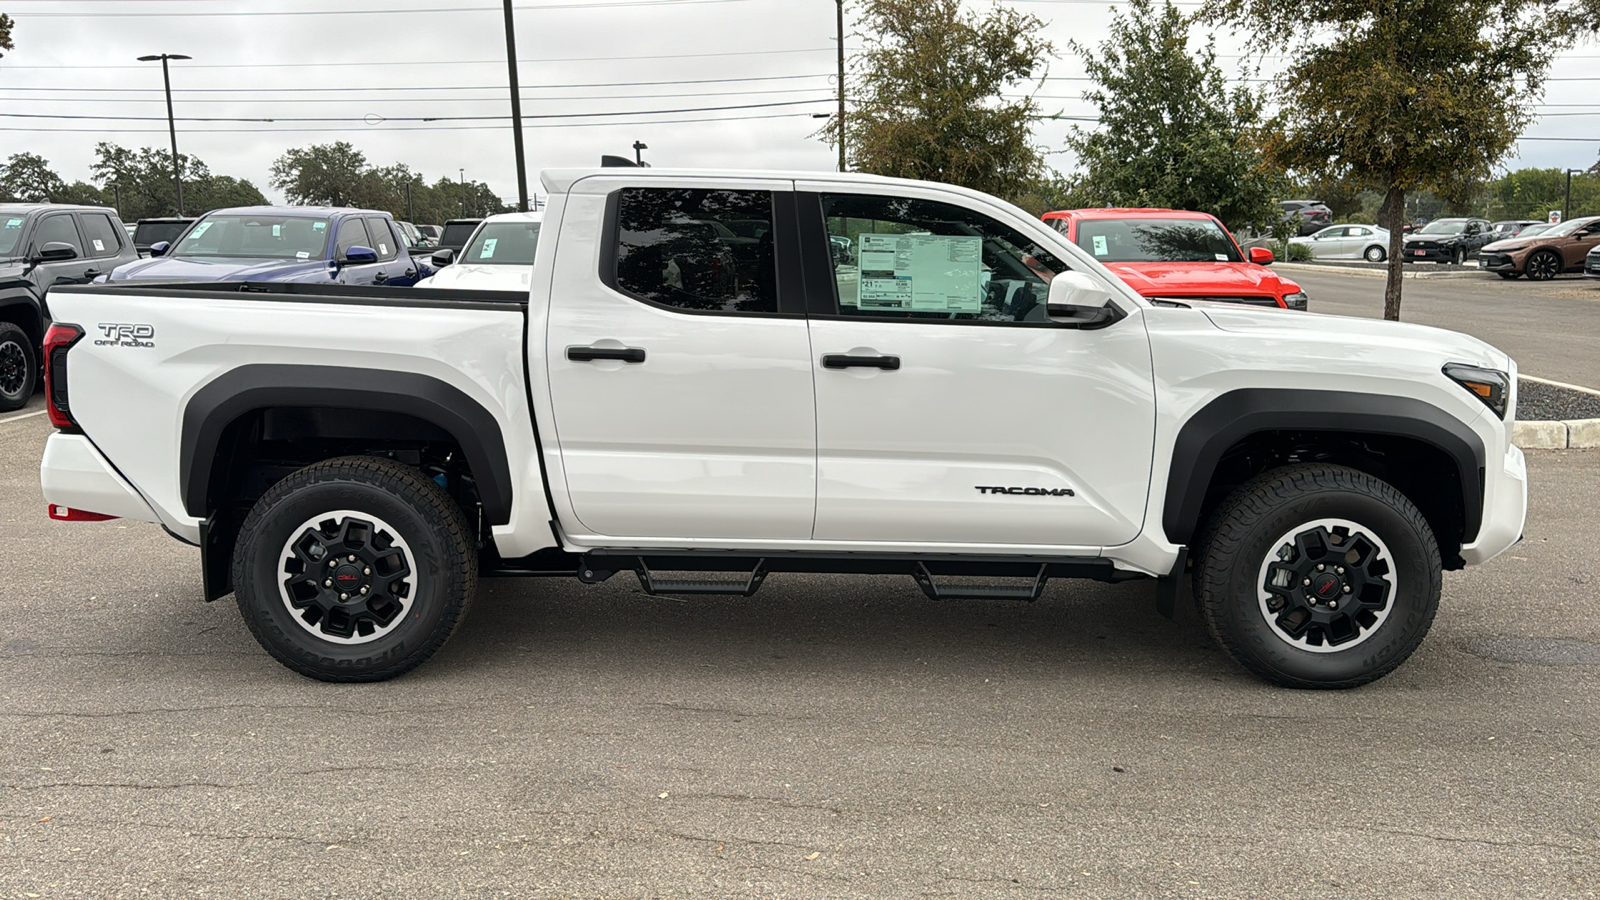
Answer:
43, 323, 84, 430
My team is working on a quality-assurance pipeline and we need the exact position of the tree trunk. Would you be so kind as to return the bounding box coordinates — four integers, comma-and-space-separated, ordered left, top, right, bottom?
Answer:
1380, 186, 1405, 321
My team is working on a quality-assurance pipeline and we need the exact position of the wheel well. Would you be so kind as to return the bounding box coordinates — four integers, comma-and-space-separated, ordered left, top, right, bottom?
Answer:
1194, 430, 1468, 569
0, 300, 43, 347
199, 406, 490, 601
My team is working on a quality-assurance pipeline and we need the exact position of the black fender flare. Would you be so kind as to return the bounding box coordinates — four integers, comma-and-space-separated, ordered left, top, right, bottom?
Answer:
0, 281, 45, 343
1163, 388, 1486, 546
180, 364, 515, 525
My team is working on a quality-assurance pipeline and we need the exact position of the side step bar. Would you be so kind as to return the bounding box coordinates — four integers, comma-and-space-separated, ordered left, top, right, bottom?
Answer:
633, 558, 769, 597
912, 563, 1049, 602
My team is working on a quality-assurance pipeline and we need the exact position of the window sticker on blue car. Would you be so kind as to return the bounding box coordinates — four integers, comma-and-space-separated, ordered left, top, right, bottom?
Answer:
4, 219, 21, 229
296, 251, 310, 259
273, 224, 281, 237
186, 222, 213, 240
379, 243, 388, 254
313, 222, 326, 232
480, 238, 497, 259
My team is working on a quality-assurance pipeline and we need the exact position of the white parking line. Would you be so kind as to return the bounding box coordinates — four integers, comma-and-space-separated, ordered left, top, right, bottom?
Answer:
0, 409, 47, 425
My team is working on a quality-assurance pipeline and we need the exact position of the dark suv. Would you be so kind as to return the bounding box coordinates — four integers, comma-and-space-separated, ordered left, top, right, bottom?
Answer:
0, 203, 139, 411
1401, 217, 1495, 264
1278, 200, 1333, 236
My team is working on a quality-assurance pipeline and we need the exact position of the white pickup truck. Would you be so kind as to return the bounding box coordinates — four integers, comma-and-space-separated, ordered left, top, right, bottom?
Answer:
38, 168, 1527, 688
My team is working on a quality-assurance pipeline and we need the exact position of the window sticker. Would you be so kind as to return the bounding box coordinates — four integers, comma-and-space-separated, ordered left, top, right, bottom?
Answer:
296, 251, 310, 259
479, 238, 497, 260
273, 224, 281, 237
378, 242, 388, 255
92, 239, 105, 252
4, 219, 21, 229
313, 221, 326, 231
185, 221, 213, 240
1091, 235, 1109, 256
856, 233, 982, 312
1214, 253, 1229, 261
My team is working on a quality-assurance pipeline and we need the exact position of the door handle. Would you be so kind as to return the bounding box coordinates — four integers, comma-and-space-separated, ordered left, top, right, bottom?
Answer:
568, 345, 646, 363
374, 271, 389, 283
403, 268, 416, 278
822, 353, 900, 370
83, 268, 101, 278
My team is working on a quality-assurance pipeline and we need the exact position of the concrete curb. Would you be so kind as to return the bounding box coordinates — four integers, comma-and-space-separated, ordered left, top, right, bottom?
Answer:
1272, 261, 1486, 280
1509, 377, 1600, 450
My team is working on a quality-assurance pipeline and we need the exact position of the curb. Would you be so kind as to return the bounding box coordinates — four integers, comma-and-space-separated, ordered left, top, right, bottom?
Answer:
1271, 261, 1485, 280
1512, 377, 1600, 450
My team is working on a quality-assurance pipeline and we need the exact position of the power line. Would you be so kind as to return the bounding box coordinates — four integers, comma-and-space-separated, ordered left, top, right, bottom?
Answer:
0, 73, 833, 93
0, 87, 836, 104
1, 46, 835, 70
0, 110, 819, 134
0, 98, 829, 123
10, 0, 756, 16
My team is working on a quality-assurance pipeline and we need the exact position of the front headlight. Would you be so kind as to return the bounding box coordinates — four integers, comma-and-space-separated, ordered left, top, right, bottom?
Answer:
1283, 291, 1308, 311
1443, 363, 1510, 419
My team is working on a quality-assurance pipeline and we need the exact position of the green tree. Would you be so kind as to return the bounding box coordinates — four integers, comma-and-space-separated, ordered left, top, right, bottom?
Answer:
269, 141, 370, 207
0, 152, 67, 202
1066, 0, 1285, 232
91, 143, 266, 220
1205, 0, 1566, 320
1483, 167, 1600, 220
822, 0, 1054, 201
0, 13, 14, 57
56, 181, 105, 206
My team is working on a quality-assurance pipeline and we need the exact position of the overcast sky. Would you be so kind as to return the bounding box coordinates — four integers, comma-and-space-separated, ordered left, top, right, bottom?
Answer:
3, 0, 1597, 209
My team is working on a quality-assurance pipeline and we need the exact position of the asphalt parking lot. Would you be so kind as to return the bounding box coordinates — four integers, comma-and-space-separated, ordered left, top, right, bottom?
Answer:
2, 400, 1598, 897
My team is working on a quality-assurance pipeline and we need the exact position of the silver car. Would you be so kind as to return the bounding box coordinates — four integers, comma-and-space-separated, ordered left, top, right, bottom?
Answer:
1290, 224, 1392, 262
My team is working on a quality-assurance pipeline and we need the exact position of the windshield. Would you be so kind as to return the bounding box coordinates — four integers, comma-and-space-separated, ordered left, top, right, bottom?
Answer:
1418, 219, 1470, 235
134, 220, 191, 247
174, 214, 330, 259
0, 215, 24, 257
1074, 217, 1242, 263
1517, 223, 1553, 237
440, 221, 480, 247
461, 221, 541, 265
1541, 218, 1595, 237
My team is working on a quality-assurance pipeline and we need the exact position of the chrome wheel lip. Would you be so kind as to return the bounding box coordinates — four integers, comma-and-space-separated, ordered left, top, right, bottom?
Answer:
1255, 517, 1398, 654
277, 509, 417, 646
0, 339, 26, 399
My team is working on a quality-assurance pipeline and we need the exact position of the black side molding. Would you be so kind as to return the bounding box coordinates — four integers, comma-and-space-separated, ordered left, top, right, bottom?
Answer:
180, 365, 515, 525
1163, 388, 1486, 546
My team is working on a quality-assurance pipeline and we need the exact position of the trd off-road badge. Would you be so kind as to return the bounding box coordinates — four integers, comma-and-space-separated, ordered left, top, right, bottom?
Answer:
95, 324, 156, 348
974, 486, 1076, 497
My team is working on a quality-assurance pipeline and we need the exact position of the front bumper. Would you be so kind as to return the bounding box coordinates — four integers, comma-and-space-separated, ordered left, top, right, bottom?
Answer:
1585, 254, 1600, 278
1402, 244, 1465, 263
1477, 253, 1519, 272
1460, 437, 1527, 567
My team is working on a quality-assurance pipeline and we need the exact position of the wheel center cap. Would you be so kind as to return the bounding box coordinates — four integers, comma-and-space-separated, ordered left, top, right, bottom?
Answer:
333, 565, 365, 592
1311, 573, 1342, 600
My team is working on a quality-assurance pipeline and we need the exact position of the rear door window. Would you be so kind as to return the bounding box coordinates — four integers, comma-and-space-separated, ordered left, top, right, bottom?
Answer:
79, 213, 123, 258
611, 188, 777, 313
364, 216, 399, 260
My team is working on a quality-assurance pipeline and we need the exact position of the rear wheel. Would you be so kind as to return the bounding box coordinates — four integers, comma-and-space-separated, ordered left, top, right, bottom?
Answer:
1525, 250, 1561, 281
1193, 464, 1441, 689
1363, 245, 1386, 263
232, 456, 477, 682
0, 322, 37, 413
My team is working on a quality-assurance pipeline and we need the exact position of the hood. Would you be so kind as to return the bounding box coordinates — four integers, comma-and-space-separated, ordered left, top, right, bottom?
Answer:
415, 263, 532, 293
109, 255, 333, 283
1403, 231, 1466, 243
1202, 305, 1509, 371
1102, 260, 1297, 298
1481, 237, 1538, 253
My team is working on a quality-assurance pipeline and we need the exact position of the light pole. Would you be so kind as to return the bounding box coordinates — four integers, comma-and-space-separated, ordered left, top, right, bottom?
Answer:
633, 140, 648, 167
459, 168, 466, 217
502, 0, 530, 212
835, 0, 846, 172
137, 53, 191, 216
1565, 168, 1583, 222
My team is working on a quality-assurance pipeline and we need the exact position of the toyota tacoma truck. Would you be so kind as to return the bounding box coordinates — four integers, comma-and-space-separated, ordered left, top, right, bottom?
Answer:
37, 168, 1528, 688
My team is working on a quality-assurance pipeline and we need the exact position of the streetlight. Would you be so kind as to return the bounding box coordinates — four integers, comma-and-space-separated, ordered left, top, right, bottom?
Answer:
137, 53, 191, 216
501, 0, 530, 212
834, 0, 846, 172
633, 140, 648, 167
459, 168, 467, 217
1565, 168, 1584, 222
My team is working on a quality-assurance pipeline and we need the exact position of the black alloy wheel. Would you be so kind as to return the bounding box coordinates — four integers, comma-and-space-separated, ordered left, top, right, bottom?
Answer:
1194, 464, 1441, 689
0, 322, 37, 412
1525, 250, 1561, 281
232, 455, 477, 682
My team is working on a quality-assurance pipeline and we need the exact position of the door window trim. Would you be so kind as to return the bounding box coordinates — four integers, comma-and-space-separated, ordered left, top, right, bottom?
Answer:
597, 187, 807, 319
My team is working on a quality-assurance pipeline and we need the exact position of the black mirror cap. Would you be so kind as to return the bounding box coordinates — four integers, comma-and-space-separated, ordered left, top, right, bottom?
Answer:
431, 248, 455, 267
343, 245, 378, 264
1045, 302, 1126, 330
36, 242, 78, 262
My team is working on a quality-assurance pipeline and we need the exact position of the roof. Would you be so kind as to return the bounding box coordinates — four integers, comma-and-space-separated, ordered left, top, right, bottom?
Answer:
0, 202, 117, 214
537, 167, 1014, 208
476, 211, 543, 224
205, 205, 390, 217
1042, 207, 1219, 221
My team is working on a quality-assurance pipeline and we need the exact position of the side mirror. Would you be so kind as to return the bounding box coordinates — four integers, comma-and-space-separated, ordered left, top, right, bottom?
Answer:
1248, 246, 1275, 265
1045, 271, 1123, 329
343, 246, 378, 264
149, 241, 170, 258
35, 242, 78, 263
431, 248, 455, 268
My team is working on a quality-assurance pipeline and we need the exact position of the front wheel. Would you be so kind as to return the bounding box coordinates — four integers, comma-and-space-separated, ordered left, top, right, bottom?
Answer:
232, 456, 477, 682
1363, 245, 1386, 263
1452, 247, 1466, 266
1193, 464, 1441, 689
0, 322, 37, 413
1525, 250, 1561, 281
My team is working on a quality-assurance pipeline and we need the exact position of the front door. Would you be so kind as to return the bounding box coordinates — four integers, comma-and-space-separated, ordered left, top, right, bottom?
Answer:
797, 183, 1157, 549
332, 218, 384, 284
30, 213, 99, 289
1560, 220, 1600, 269
545, 177, 816, 541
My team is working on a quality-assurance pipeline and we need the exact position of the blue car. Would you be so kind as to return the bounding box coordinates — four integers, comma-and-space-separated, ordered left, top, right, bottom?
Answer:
108, 206, 430, 286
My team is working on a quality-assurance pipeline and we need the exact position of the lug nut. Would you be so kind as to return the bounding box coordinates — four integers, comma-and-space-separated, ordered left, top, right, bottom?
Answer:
339, 592, 349, 601
1336, 566, 1345, 575
348, 554, 357, 562
1316, 564, 1325, 572
324, 579, 333, 587
1328, 600, 1338, 610
360, 586, 369, 595
1343, 585, 1351, 594
363, 567, 371, 575
1302, 578, 1311, 586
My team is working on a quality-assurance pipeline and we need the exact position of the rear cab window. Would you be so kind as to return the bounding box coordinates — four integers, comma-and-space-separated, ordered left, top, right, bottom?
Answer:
610, 187, 777, 314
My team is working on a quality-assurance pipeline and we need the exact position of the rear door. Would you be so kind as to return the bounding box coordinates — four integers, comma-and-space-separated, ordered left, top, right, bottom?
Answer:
544, 175, 817, 541
796, 181, 1157, 548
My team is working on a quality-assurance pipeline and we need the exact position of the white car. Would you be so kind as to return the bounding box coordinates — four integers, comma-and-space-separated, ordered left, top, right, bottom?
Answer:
1291, 224, 1392, 262
415, 211, 542, 291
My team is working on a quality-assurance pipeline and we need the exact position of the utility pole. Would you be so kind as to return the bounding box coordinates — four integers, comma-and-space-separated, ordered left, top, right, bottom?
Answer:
633, 140, 648, 167
405, 180, 415, 223
835, 0, 846, 172
459, 168, 466, 217
138, 53, 191, 215
502, 0, 530, 212
1566, 168, 1581, 222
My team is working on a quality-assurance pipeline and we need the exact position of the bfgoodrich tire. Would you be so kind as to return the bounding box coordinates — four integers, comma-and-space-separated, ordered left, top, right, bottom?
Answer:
0, 322, 37, 413
1193, 464, 1441, 689
232, 456, 477, 682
